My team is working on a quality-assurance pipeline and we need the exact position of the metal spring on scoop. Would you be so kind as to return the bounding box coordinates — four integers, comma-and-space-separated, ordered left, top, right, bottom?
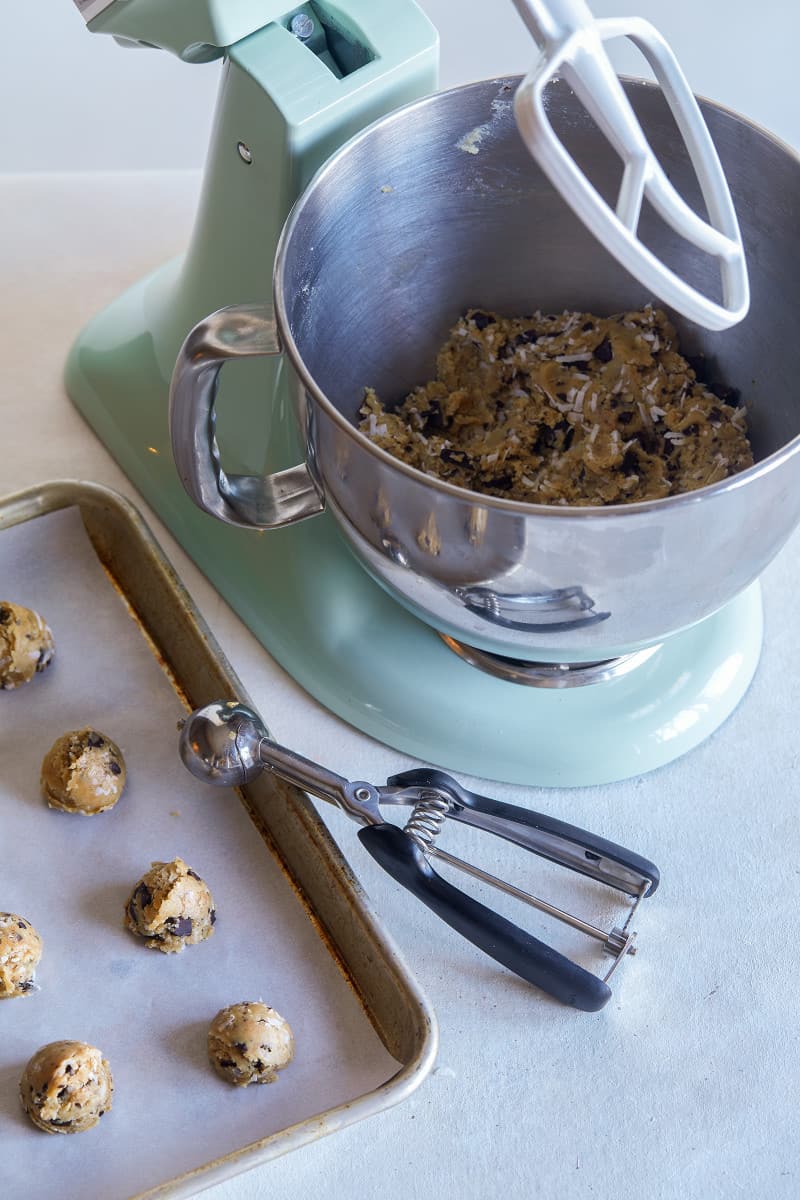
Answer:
401, 785, 638, 977
403, 790, 450, 853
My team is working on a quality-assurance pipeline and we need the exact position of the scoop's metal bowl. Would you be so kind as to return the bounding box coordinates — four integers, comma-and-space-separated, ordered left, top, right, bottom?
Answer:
171, 77, 800, 660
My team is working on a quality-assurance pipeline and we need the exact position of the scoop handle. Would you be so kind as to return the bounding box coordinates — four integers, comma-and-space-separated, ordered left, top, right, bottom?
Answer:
358, 823, 611, 1012
386, 768, 659, 898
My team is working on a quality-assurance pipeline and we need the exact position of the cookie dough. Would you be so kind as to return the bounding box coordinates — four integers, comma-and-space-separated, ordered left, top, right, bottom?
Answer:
19, 1040, 113, 1134
208, 1001, 294, 1087
125, 857, 216, 953
0, 913, 42, 998
41, 728, 126, 815
0, 602, 54, 689
360, 306, 752, 506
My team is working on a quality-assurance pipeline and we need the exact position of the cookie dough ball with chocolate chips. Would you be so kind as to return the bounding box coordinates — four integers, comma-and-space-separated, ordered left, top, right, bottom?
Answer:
19, 1040, 113, 1134
41, 728, 126, 815
0, 913, 42, 998
125, 857, 216, 953
0, 602, 54, 689
208, 1002, 294, 1087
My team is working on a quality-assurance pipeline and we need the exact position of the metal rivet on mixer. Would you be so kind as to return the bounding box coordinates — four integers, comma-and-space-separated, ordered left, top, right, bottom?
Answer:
237, 142, 253, 165
290, 13, 315, 42
354, 787, 372, 802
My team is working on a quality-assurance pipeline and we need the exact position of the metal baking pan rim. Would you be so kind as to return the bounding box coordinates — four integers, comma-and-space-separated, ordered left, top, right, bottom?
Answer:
0, 477, 439, 1198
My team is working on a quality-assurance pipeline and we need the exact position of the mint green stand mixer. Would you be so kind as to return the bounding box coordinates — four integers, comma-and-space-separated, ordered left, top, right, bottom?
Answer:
66, 0, 763, 786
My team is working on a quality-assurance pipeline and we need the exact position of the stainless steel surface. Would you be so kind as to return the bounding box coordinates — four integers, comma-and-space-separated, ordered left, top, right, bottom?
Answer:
169, 305, 324, 529
383, 783, 655, 899
180, 700, 383, 825
603, 888, 649, 983
290, 13, 315, 42
403, 792, 450, 851
170, 77, 800, 659
182, 699, 653, 895
236, 140, 253, 164
438, 635, 662, 686
422, 840, 637, 959
178, 699, 265, 786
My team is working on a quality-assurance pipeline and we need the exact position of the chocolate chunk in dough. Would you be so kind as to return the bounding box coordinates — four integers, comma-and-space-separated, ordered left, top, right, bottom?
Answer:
0, 913, 42, 998
360, 305, 753, 506
125, 857, 215, 953
19, 1041, 113, 1134
41, 729, 126, 815
208, 1002, 294, 1087
0, 602, 54, 689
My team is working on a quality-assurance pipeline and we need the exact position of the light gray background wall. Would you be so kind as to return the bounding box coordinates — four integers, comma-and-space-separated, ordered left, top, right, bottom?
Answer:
3, 1, 799, 171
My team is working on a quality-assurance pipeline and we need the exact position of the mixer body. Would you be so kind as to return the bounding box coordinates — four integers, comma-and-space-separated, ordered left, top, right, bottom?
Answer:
67, 1, 439, 486
67, 9, 795, 782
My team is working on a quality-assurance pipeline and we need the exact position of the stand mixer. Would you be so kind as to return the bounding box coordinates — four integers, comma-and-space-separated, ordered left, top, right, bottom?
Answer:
66, 0, 791, 786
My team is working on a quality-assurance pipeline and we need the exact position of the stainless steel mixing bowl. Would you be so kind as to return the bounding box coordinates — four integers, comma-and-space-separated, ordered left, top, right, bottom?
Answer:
170, 77, 800, 660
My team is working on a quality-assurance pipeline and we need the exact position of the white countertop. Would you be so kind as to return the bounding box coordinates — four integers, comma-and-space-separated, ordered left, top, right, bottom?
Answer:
3, 171, 799, 1200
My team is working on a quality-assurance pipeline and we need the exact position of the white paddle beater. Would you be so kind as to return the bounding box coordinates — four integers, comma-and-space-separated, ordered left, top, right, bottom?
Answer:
511, 0, 749, 330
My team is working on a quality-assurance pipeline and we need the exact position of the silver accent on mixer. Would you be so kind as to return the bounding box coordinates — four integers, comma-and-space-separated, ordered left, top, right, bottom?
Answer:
438, 635, 662, 688
169, 304, 325, 529
453, 584, 610, 632
72, 0, 118, 22
290, 13, 316, 42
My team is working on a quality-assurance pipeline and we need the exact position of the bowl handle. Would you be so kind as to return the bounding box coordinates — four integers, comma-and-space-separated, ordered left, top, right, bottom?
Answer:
169, 303, 325, 529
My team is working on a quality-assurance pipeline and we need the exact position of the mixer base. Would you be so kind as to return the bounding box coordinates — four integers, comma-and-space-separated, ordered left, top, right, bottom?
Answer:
66, 264, 763, 787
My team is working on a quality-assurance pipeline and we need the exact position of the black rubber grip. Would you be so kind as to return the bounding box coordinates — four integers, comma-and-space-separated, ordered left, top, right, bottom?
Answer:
358, 823, 611, 1012
387, 767, 660, 897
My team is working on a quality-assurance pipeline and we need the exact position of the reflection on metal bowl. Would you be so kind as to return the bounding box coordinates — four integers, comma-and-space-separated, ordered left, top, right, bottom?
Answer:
171, 77, 800, 661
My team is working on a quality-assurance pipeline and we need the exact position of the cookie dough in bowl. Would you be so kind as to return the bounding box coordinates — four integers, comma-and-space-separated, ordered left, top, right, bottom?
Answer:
360, 306, 753, 506
40, 728, 126, 815
0, 602, 54, 689
125, 857, 216, 953
208, 1001, 294, 1086
19, 1040, 113, 1134
0, 913, 42, 998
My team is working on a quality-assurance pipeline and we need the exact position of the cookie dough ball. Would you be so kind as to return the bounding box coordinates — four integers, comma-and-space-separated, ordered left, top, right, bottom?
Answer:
125, 857, 215, 953
19, 1040, 113, 1134
0, 913, 42, 998
41, 728, 126, 816
208, 1002, 294, 1087
0, 602, 54, 689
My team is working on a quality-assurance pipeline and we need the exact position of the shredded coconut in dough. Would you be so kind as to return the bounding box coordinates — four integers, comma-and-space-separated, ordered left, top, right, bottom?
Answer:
359, 306, 752, 506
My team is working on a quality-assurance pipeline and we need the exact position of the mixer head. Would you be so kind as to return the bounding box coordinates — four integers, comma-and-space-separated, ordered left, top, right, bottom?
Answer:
71, 0, 294, 61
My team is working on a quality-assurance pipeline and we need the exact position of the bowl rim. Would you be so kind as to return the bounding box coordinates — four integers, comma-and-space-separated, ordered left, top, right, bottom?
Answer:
274, 74, 800, 520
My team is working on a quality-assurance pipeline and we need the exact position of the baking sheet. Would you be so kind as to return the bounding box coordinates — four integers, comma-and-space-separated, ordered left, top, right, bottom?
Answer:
0, 506, 399, 1200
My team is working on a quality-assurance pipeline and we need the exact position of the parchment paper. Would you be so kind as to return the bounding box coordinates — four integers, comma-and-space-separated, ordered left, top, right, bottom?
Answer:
0, 507, 398, 1199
